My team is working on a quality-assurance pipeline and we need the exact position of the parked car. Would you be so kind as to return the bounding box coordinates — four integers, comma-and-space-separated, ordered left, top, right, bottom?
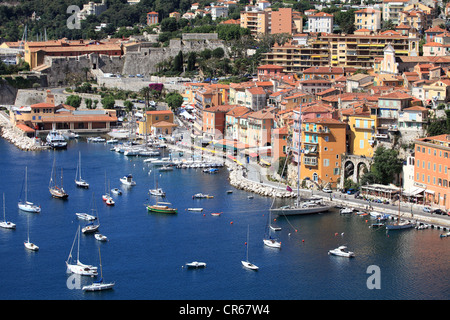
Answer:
432, 209, 445, 215
346, 188, 357, 195
423, 206, 432, 213
322, 188, 332, 193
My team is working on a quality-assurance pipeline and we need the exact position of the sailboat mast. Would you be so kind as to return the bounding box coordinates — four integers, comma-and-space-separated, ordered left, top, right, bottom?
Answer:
25, 167, 28, 202
296, 103, 302, 207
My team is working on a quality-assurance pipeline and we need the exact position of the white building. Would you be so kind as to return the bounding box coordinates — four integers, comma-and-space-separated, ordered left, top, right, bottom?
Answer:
78, 0, 107, 20
308, 12, 334, 34
211, 6, 229, 20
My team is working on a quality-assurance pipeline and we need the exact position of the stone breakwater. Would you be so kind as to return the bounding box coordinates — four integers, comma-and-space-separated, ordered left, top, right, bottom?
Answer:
0, 126, 47, 151
228, 166, 296, 198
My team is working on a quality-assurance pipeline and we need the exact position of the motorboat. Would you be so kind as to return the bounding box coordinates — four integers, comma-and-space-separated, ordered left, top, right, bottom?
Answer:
106, 139, 118, 144
185, 261, 206, 269
159, 166, 173, 172
328, 246, 355, 258
95, 233, 108, 242
370, 211, 388, 220
151, 158, 174, 166
211, 212, 222, 216
270, 201, 332, 216
46, 129, 67, 149
82, 222, 99, 234
340, 208, 353, 214
187, 208, 203, 212
111, 188, 122, 195
147, 202, 177, 214
87, 137, 105, 143
192, 193, 213, 199
120, 174, 136, 186
149, 188, 165, 197
105, 197, 115, 206
75, 213, 96, 221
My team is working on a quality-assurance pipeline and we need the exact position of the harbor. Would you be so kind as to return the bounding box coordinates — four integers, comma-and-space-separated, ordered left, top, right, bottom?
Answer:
0, 137, 449, 300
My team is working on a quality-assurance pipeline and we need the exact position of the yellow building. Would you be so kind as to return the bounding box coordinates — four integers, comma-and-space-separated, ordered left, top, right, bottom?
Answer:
240, 7, 269, 36
354, 8, 381, 31
345, 107, 378, 158
138, 110, 177, 136
423, 79, 450, 105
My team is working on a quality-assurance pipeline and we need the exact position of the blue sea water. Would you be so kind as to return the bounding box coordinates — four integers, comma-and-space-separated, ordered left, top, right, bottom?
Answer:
0, 138, 449, 301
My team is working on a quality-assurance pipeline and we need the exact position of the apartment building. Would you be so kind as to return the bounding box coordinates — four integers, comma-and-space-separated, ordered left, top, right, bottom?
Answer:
382, 0, 410, 25
354, 8, 381, 31
307, 12, 334, 34
345, 106, 378, 158
270, 8, 303, 35
414, 134, 450, 210
240, 6, 269, 35
147, 11, 158, 25
321, 30, 418, 70
246, 107, 276, 148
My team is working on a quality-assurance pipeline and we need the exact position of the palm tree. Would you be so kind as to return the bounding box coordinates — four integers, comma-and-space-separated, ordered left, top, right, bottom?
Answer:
139, 87, 150, 111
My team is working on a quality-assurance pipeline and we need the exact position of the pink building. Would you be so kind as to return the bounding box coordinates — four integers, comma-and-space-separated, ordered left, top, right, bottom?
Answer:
257, 64, 284, 81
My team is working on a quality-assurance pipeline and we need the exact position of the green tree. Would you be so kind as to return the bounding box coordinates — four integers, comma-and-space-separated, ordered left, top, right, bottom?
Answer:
65, 95, 82, 109
361, 146, 403, 185
172, 50, 183, 73
212, 47, 225, 59
165, 92, 183, 111
85, 98, 92, 109
123, 100, 133, 113
187, 52, 197, 71
101, 95, 115, 109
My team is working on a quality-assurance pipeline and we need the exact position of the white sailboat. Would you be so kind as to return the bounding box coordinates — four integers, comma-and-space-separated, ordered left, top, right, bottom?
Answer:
49, 158, 68, 199
386, 189, 415, 230
149, 170, 165, 197
0, 193, 16, 229
102, 174, 115, 206
24, 215, 38, 251
263, 208, 281, 249
66, 226, 98, 276
269, 105, 332, 216
82, 193, 100, 234
18, 167, 41, 213
82, 247, 115, 292
75, 152, 89, 188
241, 225, 259, 270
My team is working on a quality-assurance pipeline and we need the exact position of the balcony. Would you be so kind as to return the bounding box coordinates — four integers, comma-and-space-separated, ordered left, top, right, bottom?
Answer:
303, 156, 318, 166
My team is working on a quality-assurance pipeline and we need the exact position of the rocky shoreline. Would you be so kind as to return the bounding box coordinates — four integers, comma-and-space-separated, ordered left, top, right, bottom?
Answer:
0, 126, 48, 151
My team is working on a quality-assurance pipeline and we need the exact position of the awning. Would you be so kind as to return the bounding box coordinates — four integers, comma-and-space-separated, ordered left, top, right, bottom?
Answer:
402, 187, 425, 197
424, 190, 435, 195
249, 153, 258, 157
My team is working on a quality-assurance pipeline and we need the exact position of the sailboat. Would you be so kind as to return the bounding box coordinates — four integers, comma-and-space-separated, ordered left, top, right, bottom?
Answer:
386, 189, 415, 230
263, 209, 281, 249
75, 152, 89, 188
241, 225, 259, 270
18, 167, 41, 213
0, 193, 16, 229
102, 173, 115, 206
149, 170, 165, 197
24, 214, 39, 251
82, 247, 115, 292
269, 106, 332, 216
82, 193, 100, 234
49, 158, 68, 199
66, 226, 98, 276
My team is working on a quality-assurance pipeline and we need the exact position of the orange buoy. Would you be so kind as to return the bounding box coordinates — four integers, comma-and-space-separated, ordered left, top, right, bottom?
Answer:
230, 221, 233, 224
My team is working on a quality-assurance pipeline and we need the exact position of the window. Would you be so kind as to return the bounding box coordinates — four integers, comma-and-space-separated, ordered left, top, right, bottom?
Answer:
324, 159, 329, 167
360, 140, 364, 149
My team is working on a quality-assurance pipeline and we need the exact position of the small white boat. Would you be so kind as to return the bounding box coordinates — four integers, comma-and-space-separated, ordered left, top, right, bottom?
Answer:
340, 208, 353, 214
149, 188, 165, 197
111, 188, 122, 195
370, 211, 388, 220
211, 212, 222, 216
18, 167, 41, 213
82, 222, 99, 234
187, 208, 203, 212
0, 193, 15, 229
120, 174, 136, 186
76, 212, 97, 221
159, 165, 173, 172
83, 247, 114, 292
24, 241, 39, 251
185, 261, 206, 268
95, 233, 108, 242
263, 238, 281, 249
151, 157, 174, 166
328, 246, 355, 258
87, 137, 105, 143
192, 193, 213, 199
242, 225, 259, 270
66, 226, 98, 276
106, 139, 118, 144
440, 232, 450, 238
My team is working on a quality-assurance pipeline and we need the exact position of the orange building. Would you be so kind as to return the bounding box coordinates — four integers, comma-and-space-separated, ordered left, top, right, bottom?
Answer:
147, 11, 159, 25
414, 134, 450, 210
300, 117, 347, 189
271, 126, 288, 163
202, 105, 238, 139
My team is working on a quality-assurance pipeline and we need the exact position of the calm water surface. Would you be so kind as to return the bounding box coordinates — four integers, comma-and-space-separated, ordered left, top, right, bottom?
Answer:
0, 138, 448, 300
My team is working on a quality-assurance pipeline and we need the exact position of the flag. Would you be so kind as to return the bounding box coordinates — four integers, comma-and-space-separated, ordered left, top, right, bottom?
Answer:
286, 186, 292, 192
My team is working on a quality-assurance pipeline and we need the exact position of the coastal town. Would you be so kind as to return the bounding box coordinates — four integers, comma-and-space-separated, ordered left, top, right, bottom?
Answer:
0, 0, 449, 223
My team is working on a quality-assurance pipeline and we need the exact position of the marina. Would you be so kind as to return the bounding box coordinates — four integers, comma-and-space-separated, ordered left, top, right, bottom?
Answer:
0, 138, 448, 300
